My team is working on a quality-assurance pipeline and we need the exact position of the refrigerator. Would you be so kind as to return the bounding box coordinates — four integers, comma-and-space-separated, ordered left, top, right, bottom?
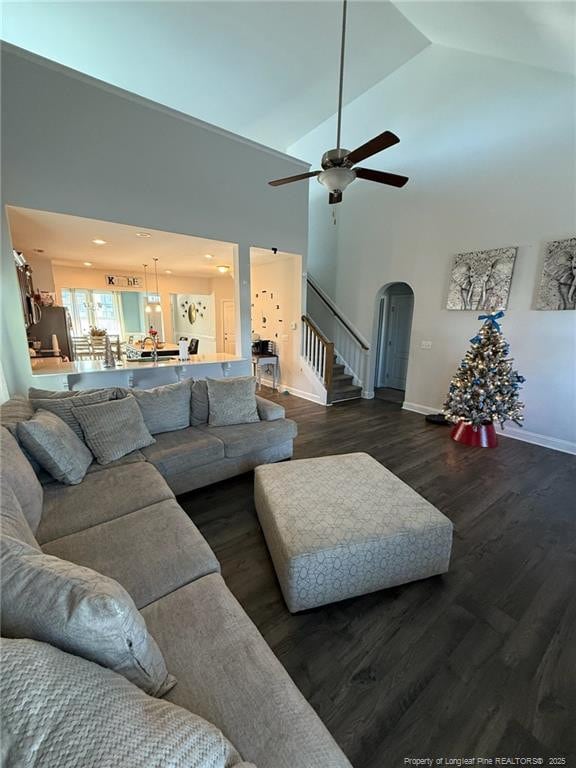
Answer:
28, 306, 75, 362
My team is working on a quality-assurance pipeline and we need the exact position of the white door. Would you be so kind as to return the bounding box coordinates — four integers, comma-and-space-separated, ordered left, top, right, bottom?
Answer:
222, 301, 236, 354
383, 294, 413, 390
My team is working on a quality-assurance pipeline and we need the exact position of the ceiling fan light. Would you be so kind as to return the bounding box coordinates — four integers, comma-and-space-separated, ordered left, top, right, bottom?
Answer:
318, 167, 356, 193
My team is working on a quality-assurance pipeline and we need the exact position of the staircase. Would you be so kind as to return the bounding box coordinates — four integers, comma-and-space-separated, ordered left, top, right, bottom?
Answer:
301, 316, 363, 404
302, 276, 371, 405
330, 356, 363, 403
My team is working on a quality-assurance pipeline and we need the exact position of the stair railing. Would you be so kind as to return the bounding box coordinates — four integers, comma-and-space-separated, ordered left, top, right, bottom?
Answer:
301, 315, 334, 391
306, 275, 370, 389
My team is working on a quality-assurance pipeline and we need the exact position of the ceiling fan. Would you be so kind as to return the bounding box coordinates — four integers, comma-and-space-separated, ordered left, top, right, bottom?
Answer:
268, 0, 408, 204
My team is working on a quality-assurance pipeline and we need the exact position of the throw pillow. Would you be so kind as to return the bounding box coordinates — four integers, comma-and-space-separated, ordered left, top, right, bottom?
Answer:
206, 377, 260, 427
31, 389, 112, 440
0, 427, 43, 534
0, 395, 42, 473
17, 410, 93, 485
73, 395, 155, 464
132, 379, 192, 434
1, 639, 254, 768
190, 379, 209, 426
0, 538, 175, 697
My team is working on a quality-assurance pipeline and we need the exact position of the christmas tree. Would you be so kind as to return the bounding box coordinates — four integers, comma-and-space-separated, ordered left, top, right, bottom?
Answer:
443, 311, 525, 429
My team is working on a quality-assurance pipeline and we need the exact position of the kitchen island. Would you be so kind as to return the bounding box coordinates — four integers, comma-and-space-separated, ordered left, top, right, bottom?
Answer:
30, 353, 250, 391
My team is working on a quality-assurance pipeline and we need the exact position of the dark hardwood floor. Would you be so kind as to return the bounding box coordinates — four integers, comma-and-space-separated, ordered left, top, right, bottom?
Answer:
178, 390, 576, 767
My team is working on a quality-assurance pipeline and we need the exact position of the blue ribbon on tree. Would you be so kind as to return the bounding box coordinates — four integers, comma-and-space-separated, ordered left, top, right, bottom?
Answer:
478, 310, 505, 332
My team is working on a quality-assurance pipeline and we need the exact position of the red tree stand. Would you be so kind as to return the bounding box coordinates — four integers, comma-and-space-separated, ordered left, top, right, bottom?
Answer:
450, 422, 498, 449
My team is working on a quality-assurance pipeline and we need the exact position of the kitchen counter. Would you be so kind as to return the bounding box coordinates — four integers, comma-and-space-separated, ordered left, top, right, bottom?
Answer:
31, 353, 244, 376
29, 353, 251, 390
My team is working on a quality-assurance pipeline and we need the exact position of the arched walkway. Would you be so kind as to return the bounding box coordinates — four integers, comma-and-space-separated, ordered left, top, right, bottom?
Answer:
372, 282, 414, 405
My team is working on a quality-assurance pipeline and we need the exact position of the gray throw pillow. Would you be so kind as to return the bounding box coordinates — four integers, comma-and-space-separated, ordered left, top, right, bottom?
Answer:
31, 389, 112, 440
206, 377, 260, 427
132, 380, 191, 434
0, 395, 42, 473
190, 379, 209, 426
0, 538, 175, 697
1, 639, 254, 768
73, 395, 155, 465
17, 410, 93, 486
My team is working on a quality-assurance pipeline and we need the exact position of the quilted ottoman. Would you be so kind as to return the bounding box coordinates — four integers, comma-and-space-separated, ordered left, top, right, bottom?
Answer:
254, 452, 453, 612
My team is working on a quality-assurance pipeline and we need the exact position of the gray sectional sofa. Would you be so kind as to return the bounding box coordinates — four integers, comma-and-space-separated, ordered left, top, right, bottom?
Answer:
0, 384, 353, 767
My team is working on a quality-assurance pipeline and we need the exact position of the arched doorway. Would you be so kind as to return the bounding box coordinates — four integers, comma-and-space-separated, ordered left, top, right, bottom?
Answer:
373, 282, 414, 404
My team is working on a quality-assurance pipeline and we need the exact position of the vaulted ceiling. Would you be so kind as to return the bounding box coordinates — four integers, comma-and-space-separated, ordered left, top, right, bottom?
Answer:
2, 1, 574, 152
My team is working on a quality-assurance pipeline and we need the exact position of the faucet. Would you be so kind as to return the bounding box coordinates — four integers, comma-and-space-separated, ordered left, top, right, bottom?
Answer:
142, 336, 158, 363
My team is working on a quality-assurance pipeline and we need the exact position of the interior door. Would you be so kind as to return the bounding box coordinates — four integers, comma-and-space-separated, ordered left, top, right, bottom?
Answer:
383, 294, 413, 390
222, 300, 236, 354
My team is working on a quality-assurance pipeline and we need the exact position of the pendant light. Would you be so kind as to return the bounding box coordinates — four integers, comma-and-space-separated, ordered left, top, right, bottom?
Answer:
143, 264, 152, 314
152, 258, 162, 313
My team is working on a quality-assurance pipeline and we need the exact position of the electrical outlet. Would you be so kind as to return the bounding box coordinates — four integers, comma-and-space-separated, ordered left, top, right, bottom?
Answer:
420, 340, 432, 349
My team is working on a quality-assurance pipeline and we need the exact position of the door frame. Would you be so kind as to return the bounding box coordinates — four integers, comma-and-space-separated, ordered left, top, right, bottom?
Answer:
367, 281, 415, 399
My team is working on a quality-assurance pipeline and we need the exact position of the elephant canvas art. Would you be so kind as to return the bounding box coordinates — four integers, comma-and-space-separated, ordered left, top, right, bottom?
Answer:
446, 247, 517, 311
536, 237, 576, 311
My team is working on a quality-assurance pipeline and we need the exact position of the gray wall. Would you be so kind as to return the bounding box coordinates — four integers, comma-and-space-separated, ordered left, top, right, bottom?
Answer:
1, 44, 309, 393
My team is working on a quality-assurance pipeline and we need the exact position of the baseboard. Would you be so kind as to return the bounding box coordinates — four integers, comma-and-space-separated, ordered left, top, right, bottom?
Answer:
258, 375, 328, 406
402, 402, 576, 455
402, 401, 441, 416
280, 385, 328, 405
494, 424, 576, 455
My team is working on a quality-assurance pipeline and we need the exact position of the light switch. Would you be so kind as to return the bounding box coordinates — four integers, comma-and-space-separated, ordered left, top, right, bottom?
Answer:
290, 322, 297, 331
420, 340, 432, 349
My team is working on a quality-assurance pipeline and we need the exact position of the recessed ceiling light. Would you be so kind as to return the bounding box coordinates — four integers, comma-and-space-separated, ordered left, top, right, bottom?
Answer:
136, 232, 152, 238
217, 265, 231, 274
204, 254, 214, 260
83, 262, 93, 267
92, 239, 107, 245
165, 269, 172, 274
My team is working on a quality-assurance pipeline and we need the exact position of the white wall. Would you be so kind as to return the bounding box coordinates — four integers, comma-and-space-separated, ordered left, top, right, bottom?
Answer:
290, 45, 576, 451
1, 45, 309, 394
250, 252, 326, 402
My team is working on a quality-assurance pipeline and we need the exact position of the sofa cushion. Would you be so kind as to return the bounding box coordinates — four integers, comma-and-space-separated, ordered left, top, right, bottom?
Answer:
86, 449, 146, 473
141, 427, 225, 478
37, 461, 173, 544
142, 574, 352, 768
131, 379, 192, 434
200, 419, 298, 459
0, 427, 43, 534
17, 410, 93, 485
29, 386, 123, 399
1, 639, 254, 768
207, 377, 259, 427
42, 499, 220, 609
1, 537, 175, 696
31, 389, 113, 440
190, 379, 209, 426
0, 479, 40, 550
73, 394, 155, 464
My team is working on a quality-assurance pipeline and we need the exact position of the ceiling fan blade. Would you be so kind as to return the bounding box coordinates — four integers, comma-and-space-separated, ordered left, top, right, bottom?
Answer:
329, 191, 343, 205
355, 167, 409, 188
268, 171, 320, 187
345, 131, 400, 166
